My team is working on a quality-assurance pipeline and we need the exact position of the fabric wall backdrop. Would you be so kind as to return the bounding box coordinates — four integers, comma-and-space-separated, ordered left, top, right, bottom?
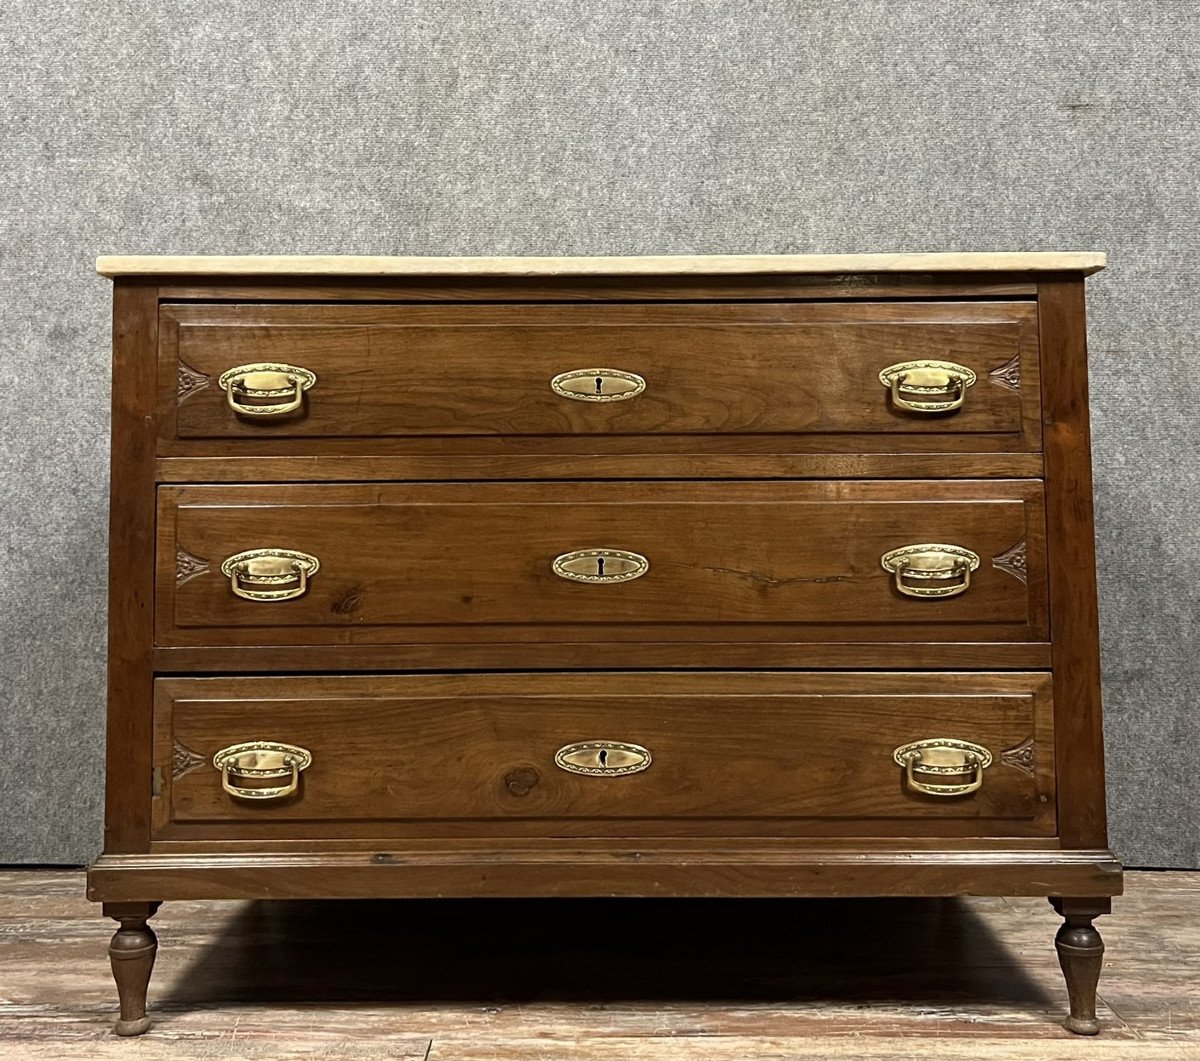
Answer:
1, 1, 1197, 867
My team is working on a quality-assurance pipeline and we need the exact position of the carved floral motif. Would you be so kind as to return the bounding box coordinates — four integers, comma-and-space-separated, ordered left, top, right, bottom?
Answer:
988, 355, 1021, 392
992, 540, 1027, 584
172, 742, 205, 781
177, 361, 210, 402
176, 547, 210, 585
1000, 735, 1036, 777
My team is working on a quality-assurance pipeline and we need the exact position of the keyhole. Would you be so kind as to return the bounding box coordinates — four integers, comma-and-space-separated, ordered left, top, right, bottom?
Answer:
598, 748, 608, 767
596, 556, 605, 577
595, 376, 604, 394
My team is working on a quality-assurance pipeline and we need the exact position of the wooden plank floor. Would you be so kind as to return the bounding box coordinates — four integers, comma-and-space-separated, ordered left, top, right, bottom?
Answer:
0, 869, 1196, 1059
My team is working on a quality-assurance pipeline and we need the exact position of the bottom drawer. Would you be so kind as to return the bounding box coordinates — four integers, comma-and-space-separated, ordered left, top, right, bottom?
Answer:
153, 672, 1056, 840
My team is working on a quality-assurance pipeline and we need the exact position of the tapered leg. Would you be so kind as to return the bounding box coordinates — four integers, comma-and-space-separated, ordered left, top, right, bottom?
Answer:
104, 901, 161, 1036
1050, 898, 1108, 1035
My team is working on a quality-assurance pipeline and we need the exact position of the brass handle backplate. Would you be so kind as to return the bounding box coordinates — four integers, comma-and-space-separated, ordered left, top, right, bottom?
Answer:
212, 741, 313, 800
880, 543, 980, 599
893, 738, 992, 797
552, 548, 649, 584
555, 740, 652, 776
551, 368, 646, 402
879, 360, 976, 413
218, 362, 317, 417
220, 548, 320, 601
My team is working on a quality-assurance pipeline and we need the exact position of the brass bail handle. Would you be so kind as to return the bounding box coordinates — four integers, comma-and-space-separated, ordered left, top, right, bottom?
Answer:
222, 760, 298, 801
212, 741, 313, 801
880, 544, 980, 599
233, 560, 307, 601
218, 362, 317, 417
220, 548, 320, 602
893, 738, 993, 797
879, 360, 976, 414
905, 752, 983, 796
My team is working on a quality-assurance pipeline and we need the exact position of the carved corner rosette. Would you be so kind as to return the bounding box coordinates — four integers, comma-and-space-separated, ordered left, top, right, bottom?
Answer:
176, 547, 210, 585
177, 361, 210, 403
1000, 735, 1036, 777
992, 540, 1027, 584
171, 741, 205, 781
988, 355, 1021, 392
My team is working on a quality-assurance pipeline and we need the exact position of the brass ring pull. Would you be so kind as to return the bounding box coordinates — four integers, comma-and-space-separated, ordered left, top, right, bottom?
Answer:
220, 548, 320, 601
880, 543, 980, 599
551, 368, 646, 402
212, 741, 313, 801
893, 738, 992, 797
879, 360, 976, 414
218, 362, 317, 417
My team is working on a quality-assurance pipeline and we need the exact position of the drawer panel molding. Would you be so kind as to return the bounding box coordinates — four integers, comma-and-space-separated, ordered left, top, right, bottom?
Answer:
159, 301, 1041, 451
152, 672, 1056, 839
155, 480, 1048, 649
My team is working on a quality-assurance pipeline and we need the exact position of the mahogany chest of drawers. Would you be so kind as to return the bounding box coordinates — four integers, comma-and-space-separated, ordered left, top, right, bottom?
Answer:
88, 253, 1121, 1036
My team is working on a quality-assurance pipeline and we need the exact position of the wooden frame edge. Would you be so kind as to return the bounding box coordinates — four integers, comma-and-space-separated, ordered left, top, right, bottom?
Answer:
1039, 278, 1111, 851
87, 848, 1124, 901
102, 279, 160, 853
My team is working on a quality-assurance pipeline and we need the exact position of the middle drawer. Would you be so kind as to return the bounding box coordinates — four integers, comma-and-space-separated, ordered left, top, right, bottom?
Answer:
158, 481, 1046, 648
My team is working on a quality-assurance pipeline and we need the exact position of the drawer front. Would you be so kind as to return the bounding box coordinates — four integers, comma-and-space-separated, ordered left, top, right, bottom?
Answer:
157, 481, 1048, 647
154, 672, 1056, 838
162, 302, 1039, 447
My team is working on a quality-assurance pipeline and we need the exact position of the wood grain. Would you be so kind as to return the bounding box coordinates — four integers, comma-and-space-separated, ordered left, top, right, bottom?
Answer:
157, 430, 1048, 458
428, 1041, 1188, 1060
96, 250, 1108, 276
90, 260, 1118, 1041
160, 302, 1040, 447
87, 847, 1121, 901
154, 480, 1048, 647
10, 868, 1196, 1058
155, 452, 1048, 481
150, 640, 1055, 672
104, 901, 159, 1036
151, 672, 1056, 837
155, 273, 1041, 302
104, 279, 159, 853
1039, 279, 1109, 849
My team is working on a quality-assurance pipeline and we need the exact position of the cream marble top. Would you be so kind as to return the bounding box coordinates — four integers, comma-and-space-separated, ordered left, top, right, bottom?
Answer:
95, 252, 1106, 278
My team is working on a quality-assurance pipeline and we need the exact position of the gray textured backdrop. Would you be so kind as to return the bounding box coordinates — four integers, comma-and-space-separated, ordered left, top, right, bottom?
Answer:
1, 2, 1197, 866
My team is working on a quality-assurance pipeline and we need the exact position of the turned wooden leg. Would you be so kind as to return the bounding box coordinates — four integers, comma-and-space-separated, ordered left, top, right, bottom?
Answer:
1050, 898, 1108, 1035
104, 901, 161, 1036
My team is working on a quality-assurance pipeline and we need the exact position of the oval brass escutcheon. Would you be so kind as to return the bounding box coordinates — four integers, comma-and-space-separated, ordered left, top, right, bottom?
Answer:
555, 741, 652, 776
550, 368, 646, 402
552, 548, 649, 584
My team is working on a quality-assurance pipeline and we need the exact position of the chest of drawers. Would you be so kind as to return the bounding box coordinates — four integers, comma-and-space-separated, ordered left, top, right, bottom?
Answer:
88, 253, 1121, 1036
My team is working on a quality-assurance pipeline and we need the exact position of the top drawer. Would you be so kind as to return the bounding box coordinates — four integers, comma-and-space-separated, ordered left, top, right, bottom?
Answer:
161, 302, 1040, 449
